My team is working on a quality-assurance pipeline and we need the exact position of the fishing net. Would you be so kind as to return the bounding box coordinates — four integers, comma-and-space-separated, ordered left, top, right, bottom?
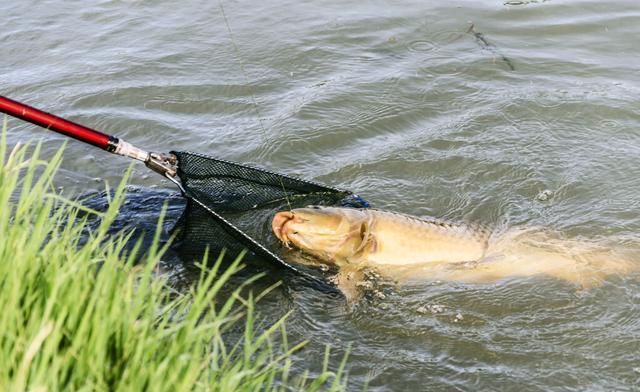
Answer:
170, 151, 369, 278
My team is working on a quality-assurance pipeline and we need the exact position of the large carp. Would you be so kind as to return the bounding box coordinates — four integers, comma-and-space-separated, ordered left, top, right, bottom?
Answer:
272, 206, 636, 291
272, 207, 490, 266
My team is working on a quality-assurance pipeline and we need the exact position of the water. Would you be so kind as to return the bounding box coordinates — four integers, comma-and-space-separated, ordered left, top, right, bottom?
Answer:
3, 0, 640, 389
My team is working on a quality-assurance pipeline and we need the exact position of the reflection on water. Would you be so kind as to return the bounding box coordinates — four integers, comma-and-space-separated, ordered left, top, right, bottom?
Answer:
3, 0, 640, 389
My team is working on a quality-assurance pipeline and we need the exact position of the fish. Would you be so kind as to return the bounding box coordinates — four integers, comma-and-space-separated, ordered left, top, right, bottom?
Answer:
272, 206, 637, 295
272, 207, 490, 267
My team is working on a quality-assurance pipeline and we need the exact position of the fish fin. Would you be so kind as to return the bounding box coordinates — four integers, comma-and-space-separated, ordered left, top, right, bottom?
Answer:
354, 219, 377, 255
353, 236, 376, 255
369, 236, 377, 253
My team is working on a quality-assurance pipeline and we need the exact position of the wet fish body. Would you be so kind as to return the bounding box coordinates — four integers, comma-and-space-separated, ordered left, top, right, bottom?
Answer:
353, 209, 490, 265
272, 207, 491, 266
271, 206, 636, 287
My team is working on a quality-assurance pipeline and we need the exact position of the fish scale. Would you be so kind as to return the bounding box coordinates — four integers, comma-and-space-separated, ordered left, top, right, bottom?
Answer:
358, 209, 490, 266
273, 207, 636, 287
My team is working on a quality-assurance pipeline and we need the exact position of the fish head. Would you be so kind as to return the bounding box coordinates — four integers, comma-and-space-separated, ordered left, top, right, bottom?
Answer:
272, 206, 370, 263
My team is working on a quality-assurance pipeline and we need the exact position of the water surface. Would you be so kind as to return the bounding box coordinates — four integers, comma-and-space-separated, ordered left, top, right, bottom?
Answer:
3, 0, 640, 390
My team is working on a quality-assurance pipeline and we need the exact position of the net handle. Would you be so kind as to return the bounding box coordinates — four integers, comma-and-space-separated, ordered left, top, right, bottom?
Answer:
0, 95, 177, 176
0, 95, 118, 151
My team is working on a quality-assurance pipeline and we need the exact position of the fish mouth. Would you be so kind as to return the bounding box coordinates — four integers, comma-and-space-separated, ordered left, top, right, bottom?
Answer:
272, 211, 295, 245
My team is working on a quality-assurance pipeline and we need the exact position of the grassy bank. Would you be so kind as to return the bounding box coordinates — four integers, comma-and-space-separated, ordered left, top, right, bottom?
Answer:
0, 120, 347, 391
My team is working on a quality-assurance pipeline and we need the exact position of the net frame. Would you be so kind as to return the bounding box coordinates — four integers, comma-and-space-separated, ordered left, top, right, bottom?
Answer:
168, 150, 368, 283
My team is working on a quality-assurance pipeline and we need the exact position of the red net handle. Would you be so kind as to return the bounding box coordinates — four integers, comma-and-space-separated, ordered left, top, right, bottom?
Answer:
0, 95, 117, 151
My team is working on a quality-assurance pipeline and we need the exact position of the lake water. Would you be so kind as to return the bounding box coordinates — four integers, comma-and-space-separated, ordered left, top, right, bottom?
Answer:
3, 0, 640, 390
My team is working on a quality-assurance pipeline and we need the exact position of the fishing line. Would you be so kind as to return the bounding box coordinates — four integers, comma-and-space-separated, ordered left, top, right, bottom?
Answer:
218, 0, 268, 141
218, 0, 293, 211
278, 176, 294, 212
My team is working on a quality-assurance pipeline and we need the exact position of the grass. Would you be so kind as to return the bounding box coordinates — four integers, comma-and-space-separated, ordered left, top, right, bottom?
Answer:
0, 118, 348, 391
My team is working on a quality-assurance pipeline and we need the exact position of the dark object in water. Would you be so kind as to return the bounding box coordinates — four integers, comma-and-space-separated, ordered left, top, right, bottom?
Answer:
467, 24, 516, 71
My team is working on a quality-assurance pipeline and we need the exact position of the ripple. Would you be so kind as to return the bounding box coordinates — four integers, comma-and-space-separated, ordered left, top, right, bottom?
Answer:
407, 39, 437, 53
429, 30, 467, 45
599, 119, 620, 129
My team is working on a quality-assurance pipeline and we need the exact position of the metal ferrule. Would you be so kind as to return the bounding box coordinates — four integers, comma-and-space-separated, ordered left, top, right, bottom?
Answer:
114, 140, 150, 162
112, 138, 178, 178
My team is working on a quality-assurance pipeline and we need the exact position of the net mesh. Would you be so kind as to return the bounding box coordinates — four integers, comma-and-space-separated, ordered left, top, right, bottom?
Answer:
171, 151, 368, 276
